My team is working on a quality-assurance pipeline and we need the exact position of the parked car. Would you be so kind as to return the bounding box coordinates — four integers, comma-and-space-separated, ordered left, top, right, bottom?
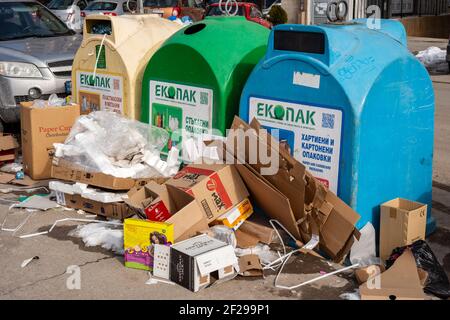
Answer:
0, 0, 82, 130
47, 0, 92, 31
143, 0, 205, 22
80, 0, 137, 18
204, 2, 272, 29
447, 35, 450, 74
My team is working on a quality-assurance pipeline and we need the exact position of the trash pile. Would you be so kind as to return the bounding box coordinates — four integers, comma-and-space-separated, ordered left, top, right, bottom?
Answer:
1, 98, 448, 300
416, 46, 448, 72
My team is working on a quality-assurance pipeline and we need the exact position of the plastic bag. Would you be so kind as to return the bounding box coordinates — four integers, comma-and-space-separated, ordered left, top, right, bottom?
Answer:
386, 240, 450, 299
350, 222, 380, 267
208, 225, 237, 248
54, 111, 175, 178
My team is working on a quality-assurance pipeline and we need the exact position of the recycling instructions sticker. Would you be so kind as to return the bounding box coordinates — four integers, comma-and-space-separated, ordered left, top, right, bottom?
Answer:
76, 70, 124, 114
249, 97, 343, 193
149, 80, 213, 154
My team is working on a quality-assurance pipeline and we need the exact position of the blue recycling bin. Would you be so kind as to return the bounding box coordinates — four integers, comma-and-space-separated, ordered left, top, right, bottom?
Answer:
239, 19, 435, 234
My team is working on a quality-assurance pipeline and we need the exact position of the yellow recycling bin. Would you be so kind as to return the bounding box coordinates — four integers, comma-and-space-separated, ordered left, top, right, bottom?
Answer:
72, 15, 181, 119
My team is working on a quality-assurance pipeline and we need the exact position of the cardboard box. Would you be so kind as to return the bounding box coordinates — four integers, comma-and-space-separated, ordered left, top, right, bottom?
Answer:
360, 249, 426, 300
125, 182, 209, 242
380, 198, 427, 261
123, 219, 174, 271
165, 164, 249, 223
51, 157, 167, 191
170, 234, 237, 292
56, 192, 130, 220
214, 117, 360, 262
0, 134, 19, 162
215, 198, 253, 230
235, 217, 276, 248
20, 102, 80, 179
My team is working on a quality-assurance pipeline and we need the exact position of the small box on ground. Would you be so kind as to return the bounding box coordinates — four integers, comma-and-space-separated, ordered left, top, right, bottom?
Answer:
165, 164, 249, 223
20, 102, 80, 179
380, 198, 427, 261
51, 158, 167, 191
125, 182, 209, 242
170, 234, 237, 292
123, 219, 174, 271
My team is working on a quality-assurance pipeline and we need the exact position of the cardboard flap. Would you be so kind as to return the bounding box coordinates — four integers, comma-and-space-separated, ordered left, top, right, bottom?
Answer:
196, 245, 238, 276
360, 249, 426, 300
235, 164, 302, 240
0, 134, 19, 151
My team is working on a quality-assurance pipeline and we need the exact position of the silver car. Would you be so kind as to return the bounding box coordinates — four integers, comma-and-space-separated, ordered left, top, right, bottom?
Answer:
0, 0, 82, 130
47, 0, 93, 32
81, 0, 137, 18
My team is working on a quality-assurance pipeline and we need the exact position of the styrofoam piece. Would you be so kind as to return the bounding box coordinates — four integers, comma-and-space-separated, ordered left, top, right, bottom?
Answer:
167, 147, 180, 167
49, 180, 127, 203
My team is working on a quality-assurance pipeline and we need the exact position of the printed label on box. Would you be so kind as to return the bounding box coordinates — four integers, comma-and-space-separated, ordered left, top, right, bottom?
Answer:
249, 97, 342, 193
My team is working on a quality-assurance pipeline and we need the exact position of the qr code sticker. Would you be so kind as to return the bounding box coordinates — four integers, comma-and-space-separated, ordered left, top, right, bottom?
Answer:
200, 92, 208, 105
322, 113, 335, 129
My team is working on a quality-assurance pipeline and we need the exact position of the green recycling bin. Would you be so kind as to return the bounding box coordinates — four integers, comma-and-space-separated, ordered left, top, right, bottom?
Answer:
141, 17, 270, 153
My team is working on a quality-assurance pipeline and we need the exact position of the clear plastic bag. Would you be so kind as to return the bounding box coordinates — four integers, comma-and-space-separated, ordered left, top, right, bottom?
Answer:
208, 225, 237, 248
55, 111, 171, 178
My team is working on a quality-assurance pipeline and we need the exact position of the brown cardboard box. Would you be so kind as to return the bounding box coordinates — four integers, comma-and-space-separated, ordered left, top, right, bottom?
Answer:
380, 198, 427, 261
20, 102, 80, 179
56, 192, 130, 220
355, 264, 386, 284
213, 117, 360, 262
360, 249, 426, 300
0, 134, 19, 162
51, 158, 167, 191
165, 164, 249, 223
125, 182, 209, 242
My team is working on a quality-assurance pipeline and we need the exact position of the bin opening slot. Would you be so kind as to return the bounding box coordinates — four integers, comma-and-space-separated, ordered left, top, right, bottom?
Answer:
86, 20, 113, 35
274, 31, 325, 54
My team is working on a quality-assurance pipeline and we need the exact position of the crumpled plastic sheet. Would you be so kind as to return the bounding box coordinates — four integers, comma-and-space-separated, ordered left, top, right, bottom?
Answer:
54, 111, 179, 178
68, 221, 124, 254
416, 46, 446, 68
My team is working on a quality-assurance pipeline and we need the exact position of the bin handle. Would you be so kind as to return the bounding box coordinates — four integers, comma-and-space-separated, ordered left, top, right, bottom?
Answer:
262, 54, 330, 76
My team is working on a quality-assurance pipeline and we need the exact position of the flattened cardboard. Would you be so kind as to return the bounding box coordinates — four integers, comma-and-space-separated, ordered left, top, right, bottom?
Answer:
165, 164, 249, 223
56, 192, 131, 220
0, 134, 19, 151
0, 172, 15, 184
360, 249, 426, 300
125, 182, 208, 242
170, 234, 237, 292
222, 117, 360, 262
51, 158, 167, 191
20, 102, 80, 180
380, 198, 427, 261
0, 134, 19, 162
